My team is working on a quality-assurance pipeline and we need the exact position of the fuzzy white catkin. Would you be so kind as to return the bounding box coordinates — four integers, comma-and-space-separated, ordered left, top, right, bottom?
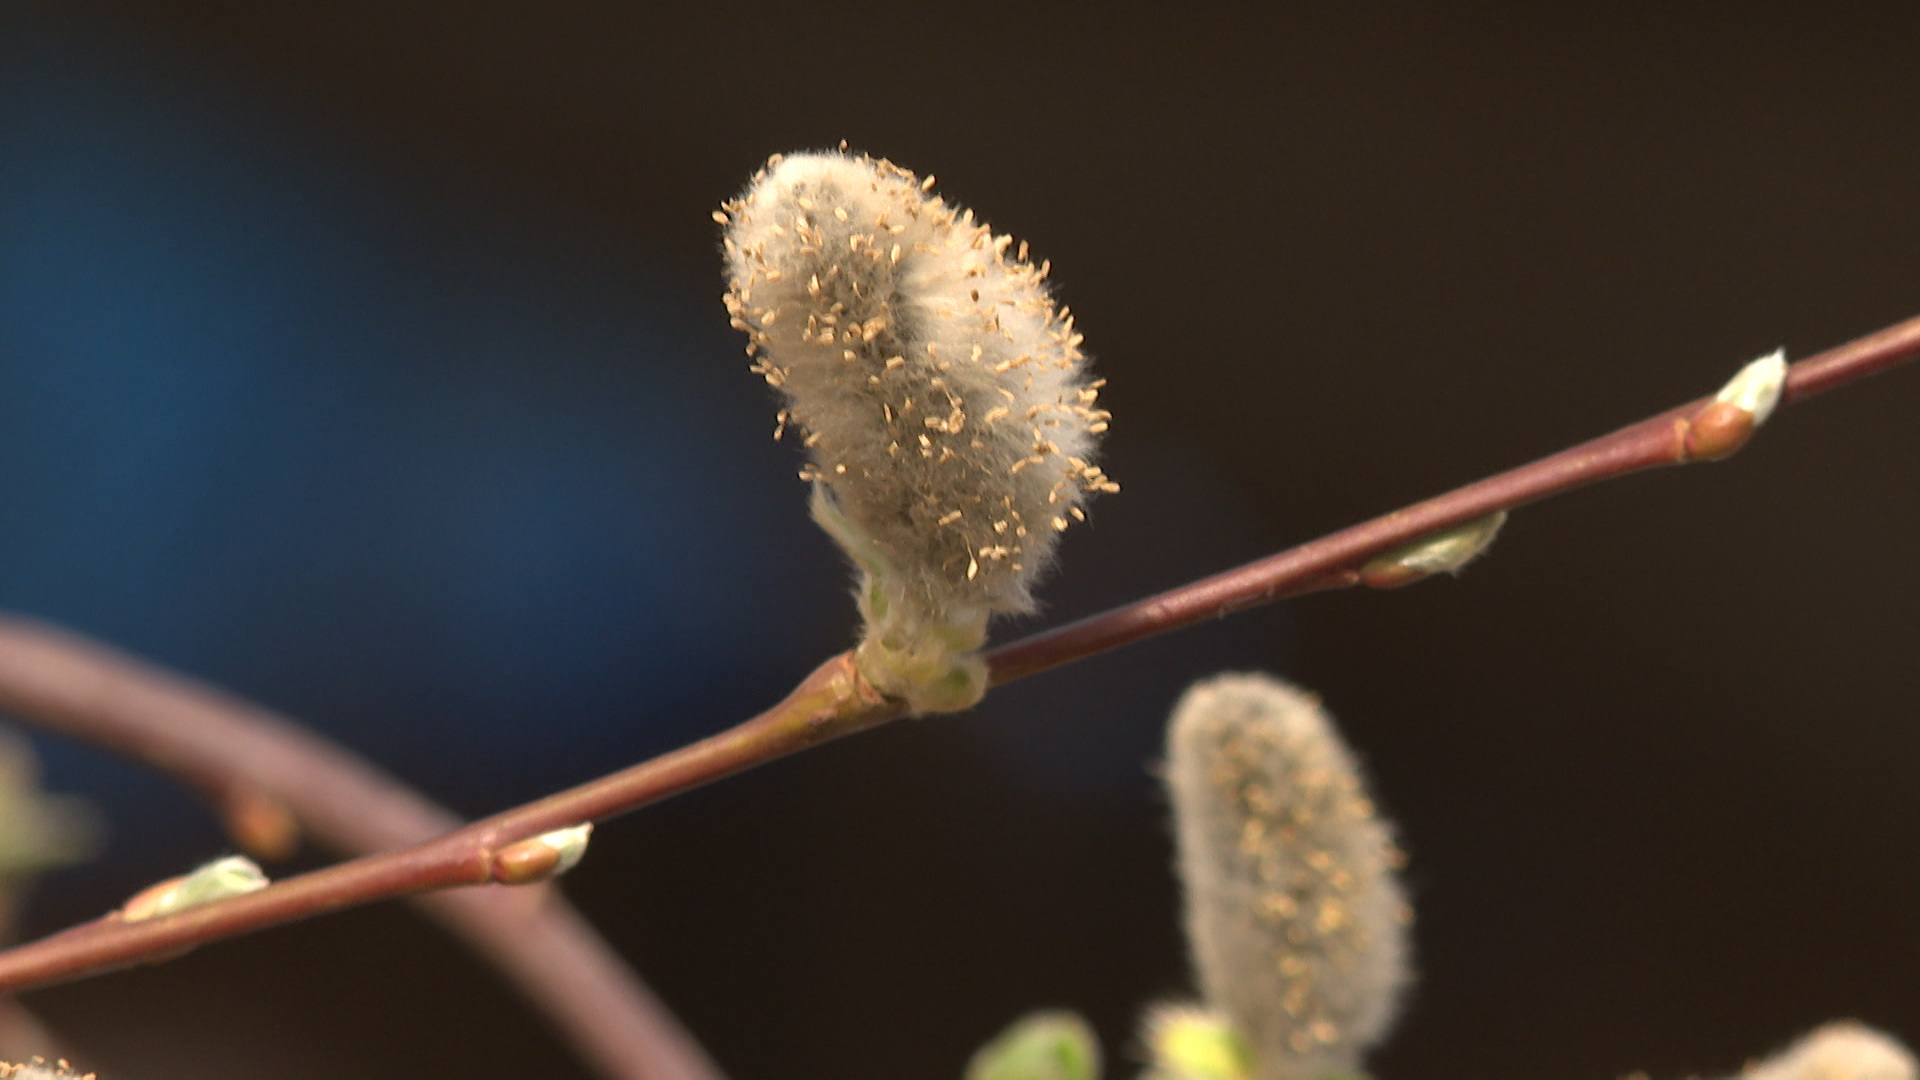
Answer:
1739, 1023, 1917, 1080
720, 150, 1113, 711
1164, 673, 1412, 1080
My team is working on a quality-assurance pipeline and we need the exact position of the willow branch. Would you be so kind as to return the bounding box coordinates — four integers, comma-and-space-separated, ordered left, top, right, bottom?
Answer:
0, 620, 725, 1080
0, 311, 1914, 994
988, 311, 1920, 683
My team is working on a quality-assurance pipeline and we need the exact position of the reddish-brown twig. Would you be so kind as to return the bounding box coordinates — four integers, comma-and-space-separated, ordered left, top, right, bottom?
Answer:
0, 311, 1914, 995
0, 619, 724, 1080
987, 311, 1920, 684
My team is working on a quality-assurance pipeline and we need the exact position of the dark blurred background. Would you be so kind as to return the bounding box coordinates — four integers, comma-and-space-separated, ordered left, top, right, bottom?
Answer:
0, 3, 1916, 1078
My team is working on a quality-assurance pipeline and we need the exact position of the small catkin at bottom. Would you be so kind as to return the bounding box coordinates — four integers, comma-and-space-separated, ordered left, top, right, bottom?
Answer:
1738, 1023, 1916, 1080
1163, 673, 1412, 1080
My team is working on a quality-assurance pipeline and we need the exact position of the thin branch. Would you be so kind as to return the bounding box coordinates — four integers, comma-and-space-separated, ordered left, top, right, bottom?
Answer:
0, 651, 898, 993
0, 311, 1915, 994
0, 620, 725, 1080
990, 314, 1920, 683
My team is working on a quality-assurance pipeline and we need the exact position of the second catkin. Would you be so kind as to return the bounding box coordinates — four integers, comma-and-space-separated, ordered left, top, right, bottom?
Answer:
1155, 673, 1412, 1080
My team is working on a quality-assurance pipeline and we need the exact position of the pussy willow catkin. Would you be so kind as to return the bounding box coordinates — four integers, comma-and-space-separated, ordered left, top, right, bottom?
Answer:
1163, 673, 1412, 1080
1742, 1023, 1916, 1080
720, 150, 1112, 710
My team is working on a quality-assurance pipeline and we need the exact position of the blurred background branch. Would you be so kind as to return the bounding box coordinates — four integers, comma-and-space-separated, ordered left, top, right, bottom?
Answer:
0, 617, 722, 1080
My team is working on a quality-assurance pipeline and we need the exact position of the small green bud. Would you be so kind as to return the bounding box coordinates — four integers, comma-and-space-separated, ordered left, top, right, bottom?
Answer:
1684, 348, 1789, 461
491, 823, 594, 885
120, 855, 268, 922
0, 731, 101, 879
965, 1011, 1101, 1080
537, 823, 592, 875
1359, 511, 1505, 589
1714, 348, 1787, 426
1141, 1005, 1252, 1080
